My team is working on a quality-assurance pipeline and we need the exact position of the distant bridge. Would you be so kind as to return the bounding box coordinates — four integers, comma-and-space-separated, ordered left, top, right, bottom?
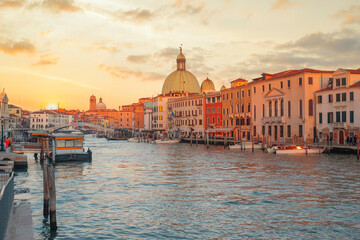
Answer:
47, 122, 116, 134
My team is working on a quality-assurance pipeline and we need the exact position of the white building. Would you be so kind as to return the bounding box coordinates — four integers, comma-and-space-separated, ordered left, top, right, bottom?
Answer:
144, 101, 153, 131
0, 89, 10, 130
251, 69, 333, 144
315, 68, 360, 145
30, 110, 74, 130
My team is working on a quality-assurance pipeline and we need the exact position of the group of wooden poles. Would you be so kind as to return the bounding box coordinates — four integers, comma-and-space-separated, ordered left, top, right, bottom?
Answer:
41, 138, 57, 231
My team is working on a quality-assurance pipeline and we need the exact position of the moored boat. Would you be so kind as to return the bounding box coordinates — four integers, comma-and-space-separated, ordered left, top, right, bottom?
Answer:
127, 138, 139, 142
51, 133, 92, 162
272, 145, 324, 154
154, 139, 180, 144
229, 142, 263, 150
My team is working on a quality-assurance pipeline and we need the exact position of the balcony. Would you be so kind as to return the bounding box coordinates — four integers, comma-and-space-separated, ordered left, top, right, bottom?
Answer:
261, 116, 284, 124
229, 114, 234, 118
246, 112, 251, 118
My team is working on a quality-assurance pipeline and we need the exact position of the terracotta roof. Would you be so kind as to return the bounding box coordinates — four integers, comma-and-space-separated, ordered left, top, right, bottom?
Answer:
315, 87, 332, 93
344, 69, 360, 74
253, 68, 334, 82
230, 78, 248, 83
350, 81, 360, 88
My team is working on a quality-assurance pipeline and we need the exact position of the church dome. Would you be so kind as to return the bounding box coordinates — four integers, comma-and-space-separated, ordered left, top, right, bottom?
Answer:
95, 97, 106, 110
162, 47, 200, 94
220, 85, 226, 91
201, 77, 215, 93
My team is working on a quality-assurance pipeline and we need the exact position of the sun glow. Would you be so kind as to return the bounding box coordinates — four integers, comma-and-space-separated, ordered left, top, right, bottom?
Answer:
46, 104, 58, 110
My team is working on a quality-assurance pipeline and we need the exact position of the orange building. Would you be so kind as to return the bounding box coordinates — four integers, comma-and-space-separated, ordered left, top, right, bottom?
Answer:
221, 78, 252, 141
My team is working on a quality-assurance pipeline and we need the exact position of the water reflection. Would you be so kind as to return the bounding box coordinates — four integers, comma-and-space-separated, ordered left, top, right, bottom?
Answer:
13, 136, 360, 239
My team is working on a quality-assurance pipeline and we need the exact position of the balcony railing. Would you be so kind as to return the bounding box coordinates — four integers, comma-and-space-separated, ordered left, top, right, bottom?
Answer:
333, 122, 345, 128
261, 116, 284, 124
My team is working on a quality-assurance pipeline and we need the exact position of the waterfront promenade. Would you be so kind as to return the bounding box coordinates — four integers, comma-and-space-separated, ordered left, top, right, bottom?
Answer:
13, 136, 360, 239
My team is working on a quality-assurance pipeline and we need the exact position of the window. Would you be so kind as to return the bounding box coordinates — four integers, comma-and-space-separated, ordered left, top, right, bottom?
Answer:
317, 95, 322, 104
287, 80, 291, 88
199, 119, 202, 125
159, 115, 163, 120
262, 85, 265, 92
288, 101, 291, 117
287, 125, 291, 138
308, 77, 313, 85
281, 100, 284, 116
350, 111, 354, 123
207, 108, 210, 114
262, 126, 265, 136
299, 77, 302, 86
309, 99, 313, 116
342, 111, 346, 122
248, 90, 250, 97
218, 117, 220, 124
336, 93, 340, 102
242, 91, 244, 98
269, 101, 272, 117
269, 84, 272, 90
336, 111, 340, 122
262, 104, 265, 117
231, 93, 233, 99
254, 87, 256, 93
227, 94, 229, 100
342, 93, 346, 101
350, 92, 354, 101
299, 100, 302, 117
336, 79, 340, 86
247, 103, 250, 112
223, 94, 225, 100
328, 94, 333, 103
299, 125, 303, 138
328, 112, 333, 123
275, 100, 278, 116
237, 91, 239, 98
280, 81, 283, 89
254, 105, 256, 120
280, 126, 284, 138
319, 113, 322, 124
253, 126, 256, 136
342, 78, 346, 86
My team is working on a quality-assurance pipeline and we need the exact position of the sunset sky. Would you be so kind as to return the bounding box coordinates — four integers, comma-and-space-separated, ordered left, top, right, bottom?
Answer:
1, 0, 360, 110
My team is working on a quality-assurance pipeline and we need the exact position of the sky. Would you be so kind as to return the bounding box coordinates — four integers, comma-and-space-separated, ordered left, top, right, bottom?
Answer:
1, 0, 360, 111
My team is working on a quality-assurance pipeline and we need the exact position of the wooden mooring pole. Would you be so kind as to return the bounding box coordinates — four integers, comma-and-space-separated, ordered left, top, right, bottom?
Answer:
43, 154, 49, 217
48, 164, 57, 231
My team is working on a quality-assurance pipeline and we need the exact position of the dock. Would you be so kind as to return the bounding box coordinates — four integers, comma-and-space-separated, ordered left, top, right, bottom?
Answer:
0, 152, 27, 169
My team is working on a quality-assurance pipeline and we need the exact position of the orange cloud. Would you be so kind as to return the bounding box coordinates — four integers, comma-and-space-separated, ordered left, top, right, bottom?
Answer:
98, 64, 165, 81
0, 0, 24, 8
32, 53, 59, 66
30, 0, 81, 13
0, 39, 36, 55
333, 5, 360, 26
271, 0, 299, 11
126, 54, 150, 64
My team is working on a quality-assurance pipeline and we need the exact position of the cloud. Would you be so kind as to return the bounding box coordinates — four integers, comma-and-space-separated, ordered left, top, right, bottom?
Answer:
0, 0, 24, 8
98, 64, 165, 81
92, 42, 118, 53
154, 47, 179, 60
32, 53, 59, 66
271, 0, 299, 11
126, 54, 151, 64
230, 29, 360, 78
333, 5, 360, 26
172, 0, 206, 15
0, 39, 36, 55
115, 8, 155, 23
30, 0, 81, 13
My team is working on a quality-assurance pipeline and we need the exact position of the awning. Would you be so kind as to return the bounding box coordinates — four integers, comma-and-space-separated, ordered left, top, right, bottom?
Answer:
205, 127, 236, 133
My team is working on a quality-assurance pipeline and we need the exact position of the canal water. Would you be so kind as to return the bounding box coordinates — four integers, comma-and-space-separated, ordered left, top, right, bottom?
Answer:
14, 136, 360, 239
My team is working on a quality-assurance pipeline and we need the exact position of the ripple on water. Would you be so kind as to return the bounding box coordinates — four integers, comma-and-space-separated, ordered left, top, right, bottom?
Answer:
13, 136, 360, 239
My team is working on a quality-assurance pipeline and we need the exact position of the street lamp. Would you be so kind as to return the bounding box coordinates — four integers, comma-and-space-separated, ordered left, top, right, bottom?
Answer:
0, 116, 5, 151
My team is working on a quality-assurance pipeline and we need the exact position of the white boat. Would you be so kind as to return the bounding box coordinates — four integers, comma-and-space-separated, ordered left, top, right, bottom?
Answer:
229, 142, 263, 150
127, 138, 139, 142
154, 139, 180, 144
51, 133, 92, 162
272, 146, 324, 154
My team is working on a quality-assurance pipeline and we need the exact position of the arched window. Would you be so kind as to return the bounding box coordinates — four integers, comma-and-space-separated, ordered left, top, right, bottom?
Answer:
309, 99, 313, 116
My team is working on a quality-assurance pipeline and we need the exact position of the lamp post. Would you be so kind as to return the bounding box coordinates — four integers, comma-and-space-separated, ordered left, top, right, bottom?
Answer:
0, 117, 5, 151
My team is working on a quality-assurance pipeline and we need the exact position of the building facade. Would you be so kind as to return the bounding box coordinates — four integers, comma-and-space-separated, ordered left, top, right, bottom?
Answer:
315, 68, 360, 144
251, 69, 333, 144
205, 91, 222, 130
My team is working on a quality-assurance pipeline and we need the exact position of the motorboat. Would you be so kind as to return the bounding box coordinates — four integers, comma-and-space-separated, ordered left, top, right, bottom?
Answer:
272, 145, 324, 154
127, 138, 139, 143
154, 139, 180, 144
229, 142, 263, 150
